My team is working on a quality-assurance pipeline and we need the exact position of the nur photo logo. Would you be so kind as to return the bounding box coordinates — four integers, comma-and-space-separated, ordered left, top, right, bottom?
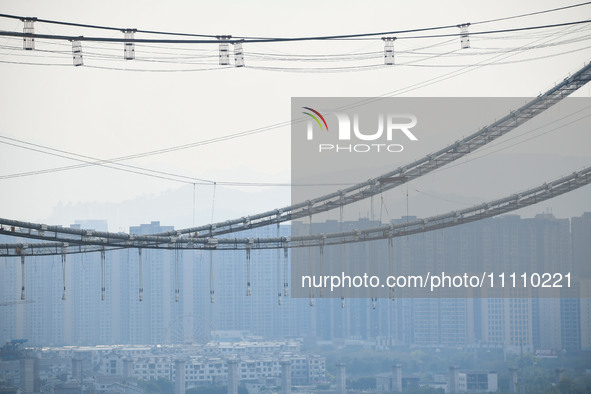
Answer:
302, 106, 418, 153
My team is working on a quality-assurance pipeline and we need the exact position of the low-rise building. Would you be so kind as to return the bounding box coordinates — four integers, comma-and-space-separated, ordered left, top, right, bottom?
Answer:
30, 341, 325, 392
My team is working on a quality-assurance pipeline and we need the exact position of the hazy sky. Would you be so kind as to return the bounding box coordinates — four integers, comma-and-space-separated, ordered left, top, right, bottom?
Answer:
0, 0, 590, 231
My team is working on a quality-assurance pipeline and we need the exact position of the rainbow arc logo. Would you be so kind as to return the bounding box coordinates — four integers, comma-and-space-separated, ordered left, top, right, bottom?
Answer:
302, 107, 329, 131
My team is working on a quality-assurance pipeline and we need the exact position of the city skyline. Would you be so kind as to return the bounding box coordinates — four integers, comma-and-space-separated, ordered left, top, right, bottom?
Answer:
2, 211, 589, 353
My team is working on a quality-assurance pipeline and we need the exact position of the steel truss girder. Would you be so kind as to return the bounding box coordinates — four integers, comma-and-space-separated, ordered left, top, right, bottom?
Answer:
0, 61, 590, 244
1, 166, 589, 257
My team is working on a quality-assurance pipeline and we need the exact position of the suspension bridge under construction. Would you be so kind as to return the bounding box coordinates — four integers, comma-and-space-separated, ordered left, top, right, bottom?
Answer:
1, 59, 591, 304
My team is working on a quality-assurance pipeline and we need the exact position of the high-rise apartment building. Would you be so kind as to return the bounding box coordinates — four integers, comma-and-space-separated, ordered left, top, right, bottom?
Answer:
0, 213, 589, 352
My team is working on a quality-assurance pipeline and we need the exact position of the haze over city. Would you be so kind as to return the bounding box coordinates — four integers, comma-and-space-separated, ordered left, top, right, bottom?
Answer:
1, 1, 591, 393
